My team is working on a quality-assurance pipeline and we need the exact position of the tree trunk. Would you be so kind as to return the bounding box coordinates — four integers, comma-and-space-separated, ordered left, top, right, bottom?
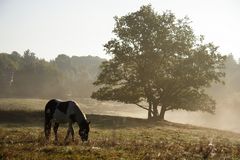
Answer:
152, 103, 158, 119
159, 106, 166, 120
147, 101, 152, 120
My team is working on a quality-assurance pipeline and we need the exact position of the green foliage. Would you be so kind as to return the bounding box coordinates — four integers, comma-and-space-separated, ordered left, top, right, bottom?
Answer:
53, 54, 104, 97
0, 51, 104, 98
92, 5, 226, 119
0, 52, 20, 95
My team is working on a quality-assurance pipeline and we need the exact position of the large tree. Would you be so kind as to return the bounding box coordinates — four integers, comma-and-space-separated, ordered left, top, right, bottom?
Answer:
91, 5, 226, 120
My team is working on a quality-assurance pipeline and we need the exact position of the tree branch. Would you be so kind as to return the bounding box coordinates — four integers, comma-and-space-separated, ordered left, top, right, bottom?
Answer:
134, 103, 154, 114
135, 103, 148, 110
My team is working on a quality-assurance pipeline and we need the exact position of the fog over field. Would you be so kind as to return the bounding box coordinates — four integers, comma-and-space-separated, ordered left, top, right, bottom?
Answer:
165, 104, 240, 133
72, 96, 240, 133
1, 1, 240, 134
0, 53, 240, 133
2, 96, 240, 133
1, 97, 239, 133
1, 2, 240, 159
86, 98, 240, 133
97, 85, 240, 133
94, 99, 240, 133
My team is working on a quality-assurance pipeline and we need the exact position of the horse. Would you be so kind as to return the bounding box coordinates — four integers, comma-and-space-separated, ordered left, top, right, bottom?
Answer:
44, 99, 90, 143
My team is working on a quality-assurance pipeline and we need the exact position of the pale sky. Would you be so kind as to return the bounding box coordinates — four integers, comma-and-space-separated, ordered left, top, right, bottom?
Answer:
0, 0, 240, 60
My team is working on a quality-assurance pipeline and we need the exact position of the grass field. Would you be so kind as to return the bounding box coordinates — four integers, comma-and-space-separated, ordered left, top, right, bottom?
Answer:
1, 98, 240, 159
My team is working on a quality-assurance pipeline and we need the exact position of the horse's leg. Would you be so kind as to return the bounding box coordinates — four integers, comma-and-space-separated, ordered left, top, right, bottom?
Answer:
53, 123, 59, 143
44, 119, 52, 141
70, 125, 74, 141
69, 115, 75, 141
64, 122, 72, 143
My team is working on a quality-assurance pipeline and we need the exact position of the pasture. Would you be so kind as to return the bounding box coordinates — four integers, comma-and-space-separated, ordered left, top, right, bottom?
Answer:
0, 98, 240, 159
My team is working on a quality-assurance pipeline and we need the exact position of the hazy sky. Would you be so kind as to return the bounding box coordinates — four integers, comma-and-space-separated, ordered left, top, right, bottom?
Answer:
0, 0, 240, 60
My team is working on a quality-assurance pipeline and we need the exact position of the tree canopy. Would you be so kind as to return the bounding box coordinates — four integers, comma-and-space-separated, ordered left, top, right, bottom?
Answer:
92, 5, 226, 120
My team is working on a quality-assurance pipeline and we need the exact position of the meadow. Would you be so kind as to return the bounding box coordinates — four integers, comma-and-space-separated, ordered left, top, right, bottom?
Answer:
0, 98, 240, 159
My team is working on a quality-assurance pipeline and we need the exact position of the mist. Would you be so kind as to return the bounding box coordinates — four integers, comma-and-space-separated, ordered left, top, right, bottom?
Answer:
87, 54, 240, 133
1, 51, 240, 133
152, 55, 240, 133
96, 93, 240, 133
165, 102, 240, 133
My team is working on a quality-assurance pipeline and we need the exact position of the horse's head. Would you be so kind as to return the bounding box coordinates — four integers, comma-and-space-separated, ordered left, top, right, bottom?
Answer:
79, 120, 90, 142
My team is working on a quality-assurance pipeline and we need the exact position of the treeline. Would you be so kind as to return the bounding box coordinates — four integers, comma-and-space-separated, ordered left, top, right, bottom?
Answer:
0, 50, 105, 98
0, 49, 239, 101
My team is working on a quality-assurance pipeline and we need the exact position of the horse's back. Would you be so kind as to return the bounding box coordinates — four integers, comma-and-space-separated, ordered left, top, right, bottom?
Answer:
55, 101, 80, 123
45, 99, 59, 113
56, 101, 72, 114
45, 99, 82, 123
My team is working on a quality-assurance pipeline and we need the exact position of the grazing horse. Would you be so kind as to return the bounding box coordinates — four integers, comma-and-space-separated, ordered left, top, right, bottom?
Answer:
44, 99, 90, 143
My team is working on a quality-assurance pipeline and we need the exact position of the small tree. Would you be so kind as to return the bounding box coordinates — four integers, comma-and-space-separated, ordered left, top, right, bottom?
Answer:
92, 5, 226, 120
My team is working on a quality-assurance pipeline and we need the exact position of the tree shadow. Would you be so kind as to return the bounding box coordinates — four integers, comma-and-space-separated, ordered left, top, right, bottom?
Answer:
87, 114, 157, 129
0, 110, 44, 127
0, 110, 157, 128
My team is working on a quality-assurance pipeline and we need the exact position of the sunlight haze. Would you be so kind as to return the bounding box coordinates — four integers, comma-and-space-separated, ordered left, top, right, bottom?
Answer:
0, 0, 239, 60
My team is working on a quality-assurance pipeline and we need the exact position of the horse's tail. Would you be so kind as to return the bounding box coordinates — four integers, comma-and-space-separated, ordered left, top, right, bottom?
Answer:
44, 99, 57, 140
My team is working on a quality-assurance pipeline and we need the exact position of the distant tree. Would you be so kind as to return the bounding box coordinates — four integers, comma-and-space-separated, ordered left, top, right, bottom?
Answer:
70, 56, 105, 97
223, 54, 240, 92
92, 5, 226, 120
11, 50, 62, 98
53, 54, 105, 97
0, 53, 19, 96
53, 54, 74, 96
55, 54, 73, 72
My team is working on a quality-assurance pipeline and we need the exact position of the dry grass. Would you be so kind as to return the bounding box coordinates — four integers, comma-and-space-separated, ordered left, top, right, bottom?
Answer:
1, 124, 240, 160
1, 98, 240, 159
